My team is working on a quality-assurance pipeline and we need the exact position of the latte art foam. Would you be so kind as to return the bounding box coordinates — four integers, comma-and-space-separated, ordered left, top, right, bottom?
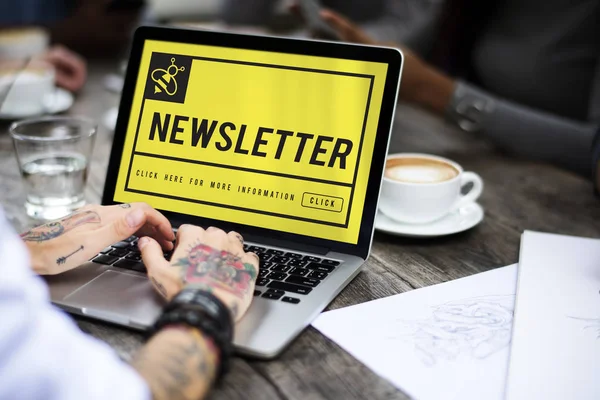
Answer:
385, 158, 458, 183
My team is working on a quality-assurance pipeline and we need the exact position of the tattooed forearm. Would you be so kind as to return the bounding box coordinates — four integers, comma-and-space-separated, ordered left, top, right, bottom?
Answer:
131, 327, 218, 400
173, 243, 257, 299
20, 210, 101, 242
56, 245, 84, 265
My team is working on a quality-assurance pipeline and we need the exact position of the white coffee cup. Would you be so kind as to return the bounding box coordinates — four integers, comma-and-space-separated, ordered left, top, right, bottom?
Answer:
0, 60, 56, 116
379, 153, 483, 224
0, 27, 49, 60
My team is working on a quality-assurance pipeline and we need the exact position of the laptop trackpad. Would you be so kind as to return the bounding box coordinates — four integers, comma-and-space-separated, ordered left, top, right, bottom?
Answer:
64, 270, 164, 327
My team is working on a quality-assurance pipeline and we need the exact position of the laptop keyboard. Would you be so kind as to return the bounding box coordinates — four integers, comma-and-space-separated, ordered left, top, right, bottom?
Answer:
91, 236, 342, 305
245, 244, 341, 304
91, 236, 168, 274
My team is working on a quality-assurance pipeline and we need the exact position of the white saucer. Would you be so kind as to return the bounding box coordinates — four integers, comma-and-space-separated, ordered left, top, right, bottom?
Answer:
102, 107, 118, 131
0, 88, 74, 120
375, 202, 484, 238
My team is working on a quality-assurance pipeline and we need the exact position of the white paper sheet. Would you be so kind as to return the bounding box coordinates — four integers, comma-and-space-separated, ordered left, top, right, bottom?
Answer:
506, 232, 600, 400
312, 265, 517, 400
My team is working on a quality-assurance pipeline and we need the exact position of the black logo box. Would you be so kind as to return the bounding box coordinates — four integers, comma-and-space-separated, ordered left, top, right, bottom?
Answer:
144, 53, 193, 104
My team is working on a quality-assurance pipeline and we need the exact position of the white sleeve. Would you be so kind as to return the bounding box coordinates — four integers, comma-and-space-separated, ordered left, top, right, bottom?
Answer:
0, 210, 151, 400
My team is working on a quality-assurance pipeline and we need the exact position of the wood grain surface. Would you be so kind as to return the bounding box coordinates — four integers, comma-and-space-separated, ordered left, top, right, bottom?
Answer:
1, 62, 598, 400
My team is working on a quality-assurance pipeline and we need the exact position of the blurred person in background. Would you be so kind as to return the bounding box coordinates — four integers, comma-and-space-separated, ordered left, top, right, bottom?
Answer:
0, 0, 144, 56
0, 0, 146, 92
221, 0, 444, 54
298, 0, 600, 176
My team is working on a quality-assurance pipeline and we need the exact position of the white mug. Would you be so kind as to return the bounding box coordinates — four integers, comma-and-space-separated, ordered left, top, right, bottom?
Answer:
378, 153, 483, 224
0, 60, 55, 116
0, 27, 49, 60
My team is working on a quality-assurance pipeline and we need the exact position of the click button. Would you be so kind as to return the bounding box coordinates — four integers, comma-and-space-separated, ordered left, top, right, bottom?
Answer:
301, 193, 344, 213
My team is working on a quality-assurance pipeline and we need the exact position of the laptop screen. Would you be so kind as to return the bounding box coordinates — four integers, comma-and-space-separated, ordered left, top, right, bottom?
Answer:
112, 38, 390, 245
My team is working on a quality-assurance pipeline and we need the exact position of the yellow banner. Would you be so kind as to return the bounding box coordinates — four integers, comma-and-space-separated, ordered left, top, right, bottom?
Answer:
114, 40, 388, 244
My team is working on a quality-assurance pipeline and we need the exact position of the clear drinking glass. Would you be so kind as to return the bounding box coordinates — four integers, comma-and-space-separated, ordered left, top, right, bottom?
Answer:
10, 116, 97, 220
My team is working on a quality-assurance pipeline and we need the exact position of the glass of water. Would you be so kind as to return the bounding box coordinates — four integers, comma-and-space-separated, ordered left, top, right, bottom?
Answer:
10, 116, 97, 220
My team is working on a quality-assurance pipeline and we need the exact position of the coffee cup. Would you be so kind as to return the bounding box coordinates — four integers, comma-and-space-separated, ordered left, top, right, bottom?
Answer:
0, 27, 49, 60
0, 60, 55, 116
379, 153, 483, 224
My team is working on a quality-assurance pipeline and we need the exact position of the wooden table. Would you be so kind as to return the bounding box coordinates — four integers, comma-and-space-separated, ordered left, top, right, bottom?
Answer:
2, 62, 600, 400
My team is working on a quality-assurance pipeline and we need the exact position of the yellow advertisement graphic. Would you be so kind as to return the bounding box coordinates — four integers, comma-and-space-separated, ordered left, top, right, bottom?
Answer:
114, 40, 388, 244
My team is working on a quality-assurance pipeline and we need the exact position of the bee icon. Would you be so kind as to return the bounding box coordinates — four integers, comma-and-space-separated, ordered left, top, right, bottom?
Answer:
151, 57, 185, 96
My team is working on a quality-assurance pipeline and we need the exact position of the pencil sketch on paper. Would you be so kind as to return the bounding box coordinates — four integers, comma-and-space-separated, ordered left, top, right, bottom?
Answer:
568, 316, 600, 339
389, 295, 515, 367
568, 290, 600, 339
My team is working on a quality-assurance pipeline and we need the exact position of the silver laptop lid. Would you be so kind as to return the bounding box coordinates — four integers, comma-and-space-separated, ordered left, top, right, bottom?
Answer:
102, 26, 403, 259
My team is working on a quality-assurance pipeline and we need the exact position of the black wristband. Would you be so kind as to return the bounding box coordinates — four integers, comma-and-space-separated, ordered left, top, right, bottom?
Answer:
165, 289, 234, 337
147, 289, 234, 384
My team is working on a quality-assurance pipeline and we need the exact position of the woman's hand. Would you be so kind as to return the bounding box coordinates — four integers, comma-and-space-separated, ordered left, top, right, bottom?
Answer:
139, 225, 259, 322
20, 203, 174, 275
316, 8, 456, 114
40, 45, 87, 92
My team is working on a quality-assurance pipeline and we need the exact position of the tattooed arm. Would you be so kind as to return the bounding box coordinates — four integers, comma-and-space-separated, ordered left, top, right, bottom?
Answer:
132, 225, 259, 399
20, 203, 174, 275
139, 224, 259, 321
131, 326, 219, 400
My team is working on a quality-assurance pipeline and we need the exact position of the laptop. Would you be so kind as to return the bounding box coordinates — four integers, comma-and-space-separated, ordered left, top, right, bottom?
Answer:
45, 26, 403, 359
